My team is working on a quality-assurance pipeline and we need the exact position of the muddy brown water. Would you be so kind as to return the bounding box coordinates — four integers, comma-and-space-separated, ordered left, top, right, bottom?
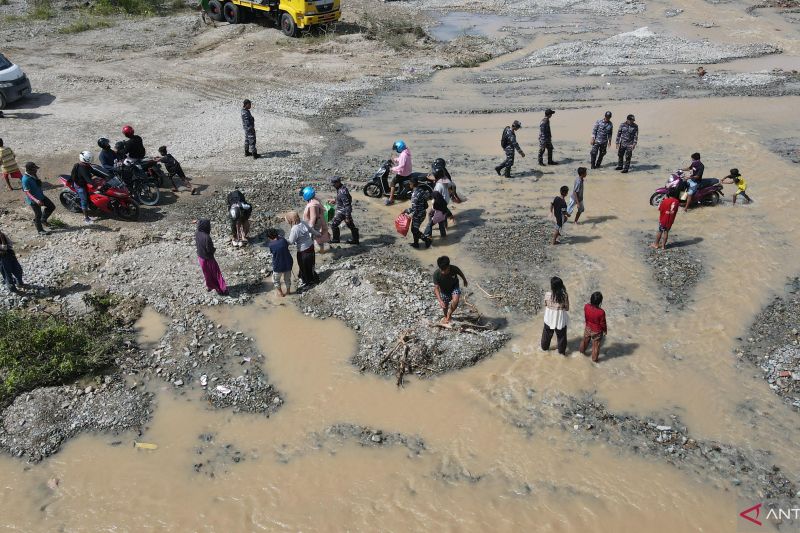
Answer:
3, 7, 800, 532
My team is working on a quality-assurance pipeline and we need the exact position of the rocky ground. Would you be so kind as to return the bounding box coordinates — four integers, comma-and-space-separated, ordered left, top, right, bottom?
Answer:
737, 277, 800, 410
640, 233, 704, 308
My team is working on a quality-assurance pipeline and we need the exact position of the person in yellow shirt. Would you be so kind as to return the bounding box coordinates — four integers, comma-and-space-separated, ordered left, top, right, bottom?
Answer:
721, 168, 752, 205
1, 138, 22, 191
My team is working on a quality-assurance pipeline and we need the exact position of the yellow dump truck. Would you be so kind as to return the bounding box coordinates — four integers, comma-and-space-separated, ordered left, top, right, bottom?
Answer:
201, 0, 340, 36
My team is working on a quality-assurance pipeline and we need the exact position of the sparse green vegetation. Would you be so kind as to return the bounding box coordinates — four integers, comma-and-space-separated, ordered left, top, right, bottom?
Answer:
28, 0, 55, 19
359, 12, 427, 51
0, 306, 123, 405
59, 17, 114, 33
92, 0, 182, 16
45, 217, 67, 228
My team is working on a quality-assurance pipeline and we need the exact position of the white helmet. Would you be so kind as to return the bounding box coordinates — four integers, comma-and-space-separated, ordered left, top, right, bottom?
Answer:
79, 151, 93, 164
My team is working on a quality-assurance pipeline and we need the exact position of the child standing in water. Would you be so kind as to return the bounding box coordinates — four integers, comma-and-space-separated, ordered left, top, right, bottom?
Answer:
720, 168, 752, 205
579, 291, 607, 362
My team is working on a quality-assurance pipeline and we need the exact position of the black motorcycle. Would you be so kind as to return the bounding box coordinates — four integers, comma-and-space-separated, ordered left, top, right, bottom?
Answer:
93, 162, 161, 206
363, 160, 432, 201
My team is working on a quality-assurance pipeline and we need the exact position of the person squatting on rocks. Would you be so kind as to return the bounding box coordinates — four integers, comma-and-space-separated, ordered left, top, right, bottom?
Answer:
550, 185, 569, 245
538, 109, 558, 166
405, 176, 431, 249
541, 276, 569, 355
195, 219, 228, 296
157, 145, 195, 194
721, 168, 752, 205
1, 138, 22, 191
433, 256, 468, 325
70, 151, 99, 224
121, 125, 146, 161
285, 211, 321, 288
569, 167, 587, 225
328, 176, 359, 245
579, 291, 607, 363
615, 114, 638, 173
0, 229, 24, 292
590, 111, 614, 169
21, 162, 55, 236
266, 228, 293, 297
227, 189, 252, 247
495, 120, 525, 178
682, 152, 704, 212
241, 99, 259, 159
386, 140, 412, 206
301, 185, 330, 252
651, 188, 680, 249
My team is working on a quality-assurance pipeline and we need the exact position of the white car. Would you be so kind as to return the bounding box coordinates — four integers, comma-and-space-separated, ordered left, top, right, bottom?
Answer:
0, 53, 32, 110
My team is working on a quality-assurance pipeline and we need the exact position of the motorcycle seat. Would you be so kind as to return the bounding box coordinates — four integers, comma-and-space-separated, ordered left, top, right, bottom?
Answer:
699, 178, 719, 188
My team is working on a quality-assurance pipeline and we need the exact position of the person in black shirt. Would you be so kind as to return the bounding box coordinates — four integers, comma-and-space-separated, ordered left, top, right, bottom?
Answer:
682, 152, 704, 211
433, 255, 468, 324
71, 151, 101, 224
550, 185, 569, 245
122, 125, 146, 160
227, 189, 252, 246
156, 145, 195, 194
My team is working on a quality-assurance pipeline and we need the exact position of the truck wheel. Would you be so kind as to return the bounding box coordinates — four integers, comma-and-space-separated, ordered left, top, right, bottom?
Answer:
280, 12, 297, 37
223, 2, 240, 23
207, 0, 224, 21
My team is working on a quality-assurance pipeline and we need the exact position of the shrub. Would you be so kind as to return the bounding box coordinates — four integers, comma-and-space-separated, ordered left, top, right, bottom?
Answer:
59, 17, 114, 33
28, 0, 55, 19
93, 0, 160, 16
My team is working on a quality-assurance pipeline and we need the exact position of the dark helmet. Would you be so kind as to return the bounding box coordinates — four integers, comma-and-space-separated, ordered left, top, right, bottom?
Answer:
114, 141, 126, 152
432, 158, 447, 170
97, 137, 110, 149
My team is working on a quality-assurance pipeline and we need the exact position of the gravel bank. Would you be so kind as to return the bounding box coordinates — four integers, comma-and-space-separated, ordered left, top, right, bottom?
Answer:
299, 246, 511, 382
737, 277, 800, 410
641, 234, 703, 308
515, 27, 780, 67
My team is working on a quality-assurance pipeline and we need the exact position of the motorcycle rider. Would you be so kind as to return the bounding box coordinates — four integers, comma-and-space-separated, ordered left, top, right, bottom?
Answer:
682, 152, 704, 212
227, 188, 252, 246
70, 151, 102, 224
590, 111, 614, 169
121, 125, 146, 161
97, 138, 117, 174
385, 140, 411, 206
328, 176, 359, 245
495, 120, 525, 178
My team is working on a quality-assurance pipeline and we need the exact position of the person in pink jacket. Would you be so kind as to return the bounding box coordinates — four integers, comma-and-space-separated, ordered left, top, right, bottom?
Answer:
386, 139, 412, 206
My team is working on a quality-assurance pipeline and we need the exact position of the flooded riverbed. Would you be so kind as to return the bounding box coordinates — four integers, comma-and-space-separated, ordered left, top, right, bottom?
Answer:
2, 1, 799, 530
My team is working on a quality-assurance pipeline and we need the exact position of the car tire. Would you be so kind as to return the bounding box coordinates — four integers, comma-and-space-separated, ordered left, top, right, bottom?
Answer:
223, 2, 240, 23
207, 0, 224, 21
0, 92, 6, 110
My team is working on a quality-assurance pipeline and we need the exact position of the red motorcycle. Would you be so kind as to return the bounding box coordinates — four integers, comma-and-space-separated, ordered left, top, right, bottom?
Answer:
58, 174, 140, 221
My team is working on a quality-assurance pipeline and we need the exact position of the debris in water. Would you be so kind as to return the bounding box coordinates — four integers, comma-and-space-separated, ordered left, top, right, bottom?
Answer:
216, 385, 232, 396
134, 441, 159, 450
47, 478, 59, 490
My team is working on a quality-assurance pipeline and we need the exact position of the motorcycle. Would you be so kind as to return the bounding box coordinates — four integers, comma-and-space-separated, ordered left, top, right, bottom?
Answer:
58, 174, 140, 221
649, 169, 724, 207
93, 163, 161, 206
363, 159, 432, 200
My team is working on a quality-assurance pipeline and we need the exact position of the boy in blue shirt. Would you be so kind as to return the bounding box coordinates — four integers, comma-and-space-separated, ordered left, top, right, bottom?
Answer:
21, 162, 56, 235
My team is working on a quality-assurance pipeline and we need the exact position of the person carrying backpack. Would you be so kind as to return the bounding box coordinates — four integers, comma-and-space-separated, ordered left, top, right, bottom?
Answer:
494, 120, 525, 178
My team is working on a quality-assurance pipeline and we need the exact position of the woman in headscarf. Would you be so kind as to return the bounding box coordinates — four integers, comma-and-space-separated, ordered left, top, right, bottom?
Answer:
285, 211, 321, 288
195, 219, 228, 296
0, 228, 24, 292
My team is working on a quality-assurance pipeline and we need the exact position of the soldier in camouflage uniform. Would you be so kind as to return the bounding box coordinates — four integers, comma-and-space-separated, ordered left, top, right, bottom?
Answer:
405, 176, 431, 249
241, 99, 259, 159
328, 176, 359, 245
494, 120, 525, 178
538, 109, 558, 166
615, 114, 639, 173
589, 111, 613, 169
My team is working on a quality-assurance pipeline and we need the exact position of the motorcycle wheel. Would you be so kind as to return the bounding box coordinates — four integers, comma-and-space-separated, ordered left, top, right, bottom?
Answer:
702, 192, 721, 206
363, 183, 382, 198
136, 180, 161, 206
649, 192, 666, 207
116, 202, 140, 221
59, 190, 83, 213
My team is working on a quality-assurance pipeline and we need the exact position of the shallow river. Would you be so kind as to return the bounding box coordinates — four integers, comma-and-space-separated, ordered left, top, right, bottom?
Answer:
2, 5, 800, 532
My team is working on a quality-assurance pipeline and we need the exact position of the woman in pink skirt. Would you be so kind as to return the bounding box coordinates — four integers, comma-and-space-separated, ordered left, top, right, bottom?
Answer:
195, 219, 228, 296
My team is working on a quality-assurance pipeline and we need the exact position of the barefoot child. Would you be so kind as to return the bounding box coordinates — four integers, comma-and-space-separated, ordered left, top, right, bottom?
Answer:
579, 291, 607, 362
156, 146, 196, 194
651, 188, 679, 249
433, 256, 468, 324
266, 228, 292, 297
550, 185, 569, 245
720, 168, 752, 205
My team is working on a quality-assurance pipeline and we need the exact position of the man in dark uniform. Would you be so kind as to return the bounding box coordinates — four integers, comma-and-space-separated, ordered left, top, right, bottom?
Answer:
615, 114, 639, 173
589, 111, 613, 169
538, 109, 558, 166
241, 99, 259, 159
494, 120, 525, 178
328, 176, 359, 245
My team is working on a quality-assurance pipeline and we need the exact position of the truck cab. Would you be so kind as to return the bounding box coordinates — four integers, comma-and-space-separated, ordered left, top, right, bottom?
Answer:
202, 0, 341, 37
0, 53, 32, 110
